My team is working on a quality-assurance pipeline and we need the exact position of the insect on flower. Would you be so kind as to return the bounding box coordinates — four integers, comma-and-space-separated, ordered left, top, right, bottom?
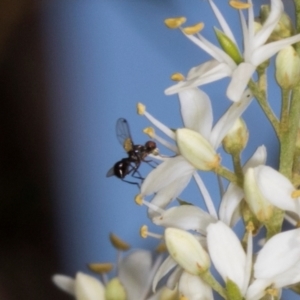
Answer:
106, 118, 158, 186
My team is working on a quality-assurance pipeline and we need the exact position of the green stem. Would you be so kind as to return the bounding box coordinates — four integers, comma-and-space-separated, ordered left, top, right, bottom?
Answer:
231, 152, 243, 180
215, 165, 242, 187
248, 80, 280, 137
200, 270, 227, 299
279, 86, 300, 179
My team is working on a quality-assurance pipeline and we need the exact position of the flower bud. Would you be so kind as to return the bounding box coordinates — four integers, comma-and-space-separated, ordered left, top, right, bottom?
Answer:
105, 278, 126, 300
275, 46, 300, 89
214, 28, 243, 64
165, 228, 210, 275
222, 118, 248, 154
244, 167, 274, 223
259, 5, 294, 41
176, 128, 220, 171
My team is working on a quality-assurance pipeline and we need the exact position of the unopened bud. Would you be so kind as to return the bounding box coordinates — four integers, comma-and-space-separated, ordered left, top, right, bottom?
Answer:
214, 28, 243, 64
105, 278, 126, 300
276, 46, 300, 89
165, 228, 210, 275
244, 167, 274, 223
259, 6, 294, 41
176, 128, 220, 171
222, 118, 248, 154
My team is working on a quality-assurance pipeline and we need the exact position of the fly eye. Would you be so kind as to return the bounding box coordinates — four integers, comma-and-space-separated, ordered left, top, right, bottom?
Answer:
145, 141, 156, 152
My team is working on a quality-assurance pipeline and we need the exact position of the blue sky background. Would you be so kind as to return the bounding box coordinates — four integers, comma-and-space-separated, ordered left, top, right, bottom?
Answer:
42, 0, 296, 297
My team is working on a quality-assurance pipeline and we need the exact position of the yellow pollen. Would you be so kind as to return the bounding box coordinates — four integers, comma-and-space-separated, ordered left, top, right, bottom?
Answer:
291, 190, 300, 198
182, 22, 204, 35
135, 194, 143, 205
179, 295, 189, 300
229, 1, 251, 9
246, 221, 254, 233
164, 17, 187, 29
109, 233, 131, 251
137, 102, 146, 115
155, 242, 167, 253
266, 288, 278, 297
143, 127, 155, 138
171, 72, 185, 81
88, 263, 113, 274
140, 225, 148, 238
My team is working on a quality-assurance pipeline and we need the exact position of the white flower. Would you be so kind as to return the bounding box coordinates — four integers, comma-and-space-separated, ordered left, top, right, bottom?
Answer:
140, 88, 252, 218
219, 145, 267, 227
165, 0, 300, 102
246, 228, 300, 300
52, 272, 105, 300
53, 250, 164, 300
246, 165, 300, 218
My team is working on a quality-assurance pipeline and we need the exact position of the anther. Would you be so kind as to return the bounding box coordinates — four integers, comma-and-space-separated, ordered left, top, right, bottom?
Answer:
156, 242, 167, 253
140, 225, 149, 238
229, 1, 251, 9
135, 194, 144, 206
246, 221, 254, 233
182, 22, 204, 35
109, 233, 131, 251
143, 127, 155, 138
87, 263, 114, 274
164, 17, 187, 29
137, 102, 146, 115
291, 190, 300, 198
171, 73, 185, 81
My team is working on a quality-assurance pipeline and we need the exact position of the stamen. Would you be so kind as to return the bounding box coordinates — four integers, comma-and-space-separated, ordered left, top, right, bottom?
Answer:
143, 127, 155, 138
291, 190, 300, 198
246, 221, 254, 233
266, 288, 278, 297
134, 194, 165, 214
87, 263, 113, 274
137, 102, 146, 115
164, 17, 187, 29
140, 225, 163, 239
182, 22, 204, 35
229, 1, 251, 9
171, 73, 185, 81
155, 242, 167, 253
109, 233, 131, 251
179, 296, 189, 300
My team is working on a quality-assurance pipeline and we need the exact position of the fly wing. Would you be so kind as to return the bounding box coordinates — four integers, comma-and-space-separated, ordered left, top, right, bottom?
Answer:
106, 165, 115, 177
116, 118, 134, 152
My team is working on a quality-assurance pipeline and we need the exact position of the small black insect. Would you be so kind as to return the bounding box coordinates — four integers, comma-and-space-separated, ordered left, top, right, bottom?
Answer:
106, 118, 157, 185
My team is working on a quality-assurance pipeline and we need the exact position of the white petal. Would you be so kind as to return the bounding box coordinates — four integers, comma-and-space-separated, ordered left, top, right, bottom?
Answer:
251, 34, 300, 66
52, 274, 75, 296
272, 260, 300, 288
246, 278, 272, 300
253, 0, 283, 49
179, 271, 213, 300
207, 222, 246, 291
254, 228, 300, 279
165, 62, 232, 96
256, 165, 300, 214
179, 88, 213, 139
75, 272, 105, 300
141, 156, 194, 196
226, 63, 256, 102
219, 183, 244, 227
243, 145, 267, 171
210, 89, 253, 148
166, 266, 182, 290
118, 250, 152, 299
153, 205, 217, 234
152, 255, 177, 292
208, 0, 237, 45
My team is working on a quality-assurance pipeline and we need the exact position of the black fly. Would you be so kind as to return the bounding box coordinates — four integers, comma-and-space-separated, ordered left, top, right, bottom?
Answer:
106, 118, 158, 186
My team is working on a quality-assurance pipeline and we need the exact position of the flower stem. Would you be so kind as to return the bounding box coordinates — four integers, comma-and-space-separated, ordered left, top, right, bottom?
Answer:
200, 270, 227, 299
215, 165, 242, 187
248, 80, 280, 137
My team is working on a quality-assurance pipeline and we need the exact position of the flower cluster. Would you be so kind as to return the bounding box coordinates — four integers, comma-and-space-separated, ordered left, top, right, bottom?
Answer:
53, 0, 300, 299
